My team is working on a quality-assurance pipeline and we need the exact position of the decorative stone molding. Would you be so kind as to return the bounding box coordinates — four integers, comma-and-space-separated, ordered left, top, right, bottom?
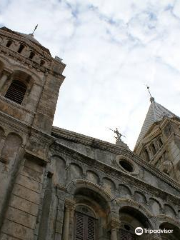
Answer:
51, 127, 180, 193
117, 198, 153, 218
65, 199, 76, 210
51, 142, 180, 206
107, 218, 121, 230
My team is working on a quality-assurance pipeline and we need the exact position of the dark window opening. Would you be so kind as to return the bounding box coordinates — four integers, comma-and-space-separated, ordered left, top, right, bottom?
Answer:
151, 143, 156, 155
6, 40, 12, 47
18, 44, 25, 53
74, 211, 96, 240
5, 80, 27, 104
40, 60, 45, 66
29, 52, 35, 60
119, 160, 133, 172
124, 224, 131, 231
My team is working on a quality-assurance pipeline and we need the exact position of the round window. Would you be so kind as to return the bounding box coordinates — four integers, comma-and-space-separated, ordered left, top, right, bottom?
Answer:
119, 159, 134, 172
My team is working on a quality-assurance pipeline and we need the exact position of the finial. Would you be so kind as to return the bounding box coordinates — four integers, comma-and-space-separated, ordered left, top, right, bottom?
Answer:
146, 85, 154, 102
32, 24, 38, 36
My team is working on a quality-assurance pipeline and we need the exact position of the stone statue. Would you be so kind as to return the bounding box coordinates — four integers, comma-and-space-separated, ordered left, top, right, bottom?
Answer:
110, 128, 125, 141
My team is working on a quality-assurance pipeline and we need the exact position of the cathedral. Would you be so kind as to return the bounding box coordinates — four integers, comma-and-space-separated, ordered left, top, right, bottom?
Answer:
0, 26, 180, 240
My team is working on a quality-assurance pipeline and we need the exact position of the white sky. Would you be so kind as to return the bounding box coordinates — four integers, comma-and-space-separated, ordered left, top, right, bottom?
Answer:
1, 0, 180, 150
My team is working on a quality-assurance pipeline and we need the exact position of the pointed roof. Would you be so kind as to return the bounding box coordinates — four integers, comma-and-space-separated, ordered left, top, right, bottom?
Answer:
135, 97, 176, 147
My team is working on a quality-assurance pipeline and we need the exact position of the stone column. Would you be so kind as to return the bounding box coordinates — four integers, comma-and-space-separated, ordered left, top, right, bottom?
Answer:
108, 218, 120, 240
0, 70, 11, 92
63, 199, 75, 240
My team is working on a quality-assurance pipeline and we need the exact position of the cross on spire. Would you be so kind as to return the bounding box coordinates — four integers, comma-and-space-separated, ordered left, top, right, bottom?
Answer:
146, 85, 154, 102
32, 24, 38, 36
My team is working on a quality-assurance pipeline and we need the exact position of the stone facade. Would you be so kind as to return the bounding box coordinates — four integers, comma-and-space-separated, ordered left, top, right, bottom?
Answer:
0, 27, 180, 240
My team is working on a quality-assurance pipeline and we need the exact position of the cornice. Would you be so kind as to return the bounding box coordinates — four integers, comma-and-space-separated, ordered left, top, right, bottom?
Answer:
0, 43, 65, 78
51, 127, 180, 192
0, 28, 51, 56
50, 140, 180, 206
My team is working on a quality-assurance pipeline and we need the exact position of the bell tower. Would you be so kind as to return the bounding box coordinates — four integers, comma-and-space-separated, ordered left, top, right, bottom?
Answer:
134, 96, 180, 182
0, 26, 66, 233
0, 27, 65, 133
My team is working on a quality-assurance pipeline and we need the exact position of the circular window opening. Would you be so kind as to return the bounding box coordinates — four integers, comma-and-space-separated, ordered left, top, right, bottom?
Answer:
119, 160, 133, 172
124, 224, 131, 231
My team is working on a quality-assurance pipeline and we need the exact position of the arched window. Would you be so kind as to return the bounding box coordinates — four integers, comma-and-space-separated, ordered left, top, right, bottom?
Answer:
18, 44, 25, 53
40, 59, 45, 66
29, 51, 35, 60
74, 205, 96, 240
6, 40, 12, 47
119, 207, 150, 240
5, 80, 27, 104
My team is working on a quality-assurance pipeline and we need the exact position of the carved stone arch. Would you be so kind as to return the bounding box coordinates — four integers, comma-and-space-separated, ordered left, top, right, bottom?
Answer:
134, 191, 147, 204
149, 197, 161, 216
159, 221, 180, 240
51, 155, 66, 185
66, 179, 115, 210
1, 132, 22, 164
116, 198, 154, 221
119, 205, 154, 238
102, 177, 116, 194
164, 204, 176, 218
119, 184, 132, 198
86, 170, 100, 185
75, 204, 97, 219
10, 69, 34, 88
69, 163, 83, 180
12, 65, 43, 86
3, 69, 34, 105
158, 215, 180, 227
72, 184, 112, 240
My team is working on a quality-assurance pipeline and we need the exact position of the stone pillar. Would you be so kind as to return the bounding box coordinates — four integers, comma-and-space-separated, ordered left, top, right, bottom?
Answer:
108, 218, 120, 240
63, 199, 75, 240
111, 228, 118, 240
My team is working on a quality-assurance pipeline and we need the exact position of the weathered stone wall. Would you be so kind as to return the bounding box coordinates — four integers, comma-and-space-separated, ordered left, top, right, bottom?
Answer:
0, 26, 180, 240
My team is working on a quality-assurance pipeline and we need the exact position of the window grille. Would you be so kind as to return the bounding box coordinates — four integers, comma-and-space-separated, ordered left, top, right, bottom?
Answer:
5, 80, 27, 104
74, 211, 96, 240
119, 229, 137, 240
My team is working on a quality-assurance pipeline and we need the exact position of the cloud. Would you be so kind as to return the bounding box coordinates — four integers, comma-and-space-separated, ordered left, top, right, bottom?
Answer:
0, 0, 180, 149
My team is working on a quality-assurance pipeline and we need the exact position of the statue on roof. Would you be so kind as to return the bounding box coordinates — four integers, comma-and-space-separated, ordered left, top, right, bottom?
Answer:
109, 128, 125, 141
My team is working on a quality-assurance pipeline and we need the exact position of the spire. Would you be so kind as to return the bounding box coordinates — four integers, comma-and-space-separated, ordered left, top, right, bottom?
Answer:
135, 99, 176, 148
